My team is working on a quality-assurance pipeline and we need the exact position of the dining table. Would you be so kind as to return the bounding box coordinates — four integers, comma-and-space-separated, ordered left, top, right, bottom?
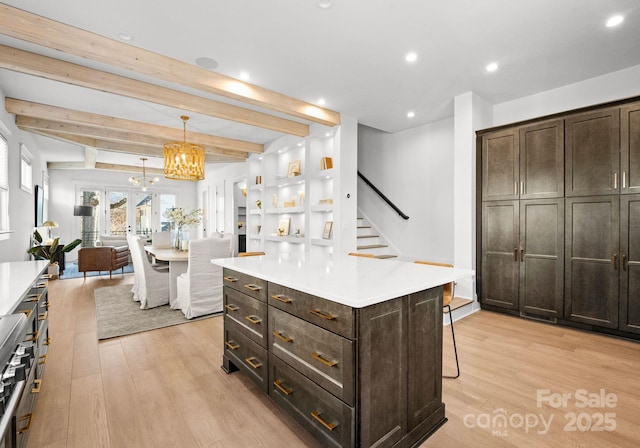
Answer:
144, 245, 188, 305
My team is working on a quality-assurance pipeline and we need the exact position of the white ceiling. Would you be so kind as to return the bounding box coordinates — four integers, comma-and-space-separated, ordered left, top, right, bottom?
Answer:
1, 0, 639, 166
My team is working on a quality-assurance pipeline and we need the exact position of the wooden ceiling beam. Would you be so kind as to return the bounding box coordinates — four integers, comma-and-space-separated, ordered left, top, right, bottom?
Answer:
5, 98, 263, 154
0, 4, 340, 127
16, 116, 248, 159
0, 44, 309, 137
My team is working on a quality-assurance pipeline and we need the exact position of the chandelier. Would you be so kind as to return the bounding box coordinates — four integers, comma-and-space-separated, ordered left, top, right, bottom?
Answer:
163, 115, 205, 181
128, 157, 159, 192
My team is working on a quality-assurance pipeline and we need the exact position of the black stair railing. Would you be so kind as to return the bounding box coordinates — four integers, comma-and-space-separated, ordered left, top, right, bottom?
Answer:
357, 171, 409, 220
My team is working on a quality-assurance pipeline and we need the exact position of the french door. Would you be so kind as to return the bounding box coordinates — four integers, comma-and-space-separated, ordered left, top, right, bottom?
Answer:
105, 188, 176, 239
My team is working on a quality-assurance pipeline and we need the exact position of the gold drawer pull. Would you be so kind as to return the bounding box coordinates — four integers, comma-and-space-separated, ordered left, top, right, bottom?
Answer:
45, 337, 52, 346
25, 294, 40, 302
244, 283, 262, 292
225, 304, 239, 312
273, 331, 293, 343
45, 301, 51, 309
310, 309, 336, 320
32, 379, 42, 393
18, 309, 33, 319
225, 340, 240, 350
311, 411, 338, 431
24, 330, 40, 343
273, 379, 293, 396
245, 357, 263, 369
224, 276, 238, 282
39, 311, 48, 321
312, 352, 338, 367
272, 294, 292, 303
245, 315, 262, 325
39, 354, 48, 365
18, 413, 33, 434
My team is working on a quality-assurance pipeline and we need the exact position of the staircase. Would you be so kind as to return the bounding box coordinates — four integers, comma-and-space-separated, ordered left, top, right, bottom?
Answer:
354, 216, 398, 259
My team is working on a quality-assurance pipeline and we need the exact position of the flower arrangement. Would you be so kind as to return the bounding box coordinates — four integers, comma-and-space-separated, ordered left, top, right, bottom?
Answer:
163, 207, 203, 229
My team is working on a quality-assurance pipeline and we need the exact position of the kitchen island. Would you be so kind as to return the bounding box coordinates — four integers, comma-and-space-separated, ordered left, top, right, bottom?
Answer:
212, 254, 473, 448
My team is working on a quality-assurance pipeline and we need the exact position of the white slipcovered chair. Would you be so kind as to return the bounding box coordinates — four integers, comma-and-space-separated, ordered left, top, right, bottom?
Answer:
175, 233, 233, 318
127, 234, 170, 309
151, 230, 172, 247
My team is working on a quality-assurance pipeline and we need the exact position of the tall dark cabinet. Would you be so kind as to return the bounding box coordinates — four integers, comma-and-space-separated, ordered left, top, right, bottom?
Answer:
478, 97, 640, 339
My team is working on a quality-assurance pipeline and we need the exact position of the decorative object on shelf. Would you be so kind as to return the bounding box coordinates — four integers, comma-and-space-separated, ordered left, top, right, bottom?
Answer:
277, 217, 290, 236
284, 199, 296, 208
241, 188, 247, 197
321, 156, 333, 170
41, 220, 58, 239
322, 221, 333, 239
319, 198, 334, 205
255, 199, 262, 209
273, 193, 279, 208
256, 225, 262, 234
163, 115, 205, 181
287, 160, 301, 177
294, 229, 304, 238
255, 175, 262, 184
128, 157, 159, 191
299, 191, 305, 206
163, 207, 203, 249
28, 230, 82, 277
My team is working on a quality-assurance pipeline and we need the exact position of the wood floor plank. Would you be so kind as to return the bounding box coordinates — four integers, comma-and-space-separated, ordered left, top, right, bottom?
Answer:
67, 373, 111, 448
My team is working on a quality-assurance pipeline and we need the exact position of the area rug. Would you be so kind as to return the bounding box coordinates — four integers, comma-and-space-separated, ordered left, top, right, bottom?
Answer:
94, 284, 220, 340
60, 261, 134, 279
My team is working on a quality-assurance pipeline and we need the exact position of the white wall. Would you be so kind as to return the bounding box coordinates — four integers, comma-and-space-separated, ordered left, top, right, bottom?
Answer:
357, 118, 454, 262
0, 89, 49, 263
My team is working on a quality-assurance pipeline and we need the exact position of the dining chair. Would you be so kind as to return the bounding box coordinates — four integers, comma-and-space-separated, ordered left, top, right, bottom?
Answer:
414, 260, 460, 379
151, 230, 172, 247
348, 252, 375, 258
175, 234, 233, 318
127, 234, 170, 309
238, 251, 265, 257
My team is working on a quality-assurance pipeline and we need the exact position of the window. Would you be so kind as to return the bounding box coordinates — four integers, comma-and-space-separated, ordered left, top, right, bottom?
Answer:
159, 194, 176, 231
0, 134, 9, 240
20, 144, 33, 194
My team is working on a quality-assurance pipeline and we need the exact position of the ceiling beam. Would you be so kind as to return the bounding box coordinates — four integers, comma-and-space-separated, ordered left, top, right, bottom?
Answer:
16, 116, 248, 159
94, 162, 165, 176
6, 98, 264, 154
0, 44, 309, 137
28, 129, 238, 163
0, 4, 340, 127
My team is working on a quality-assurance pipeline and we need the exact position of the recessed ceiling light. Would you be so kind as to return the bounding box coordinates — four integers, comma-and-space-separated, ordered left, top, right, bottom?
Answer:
317, 0, 333, 9
195, 57, 219, 70
117, 32, 134, 41
405, 52, 418, 63
407, 111, 415, 118
317, 98, 326, 106
240, 72, 250, 81
486, 62, 499, 72
606, 15, 624, 27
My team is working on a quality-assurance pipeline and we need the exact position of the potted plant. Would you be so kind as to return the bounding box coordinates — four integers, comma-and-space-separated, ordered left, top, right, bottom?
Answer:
28, 230, 82, 278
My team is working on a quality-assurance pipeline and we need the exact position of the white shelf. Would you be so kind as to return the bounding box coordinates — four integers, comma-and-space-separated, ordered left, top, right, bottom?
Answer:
265, 235, 305, 244
267, 175, 306, 188
266, 207, 304, 214
249, 184, 264, 191
315, 168, 335, 179
311, 238, 333, 247
249, 209, 263, 215
310, 204, 333, 213
248, 234, 262, 240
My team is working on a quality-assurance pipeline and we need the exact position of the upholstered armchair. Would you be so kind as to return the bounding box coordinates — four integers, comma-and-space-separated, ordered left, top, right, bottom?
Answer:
78, 246, 129, 279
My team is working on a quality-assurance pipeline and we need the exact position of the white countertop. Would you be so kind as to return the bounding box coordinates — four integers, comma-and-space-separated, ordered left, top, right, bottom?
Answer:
0, 260, 50, 316
212, 254, 474, 308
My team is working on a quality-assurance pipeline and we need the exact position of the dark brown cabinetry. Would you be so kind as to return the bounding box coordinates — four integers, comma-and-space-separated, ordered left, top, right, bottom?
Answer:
478, 95, 640, 340
222, 268, 445, 448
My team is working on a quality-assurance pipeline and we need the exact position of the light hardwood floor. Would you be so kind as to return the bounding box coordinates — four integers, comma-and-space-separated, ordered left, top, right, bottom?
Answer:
26, 274, 640, 448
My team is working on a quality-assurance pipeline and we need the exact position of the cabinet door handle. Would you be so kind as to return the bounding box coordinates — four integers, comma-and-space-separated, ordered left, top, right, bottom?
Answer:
38, 311, 48, 321
24, 330, 39, 343
31, 379, 42, 394
613, 254, 618, 271
311, 411, 338, 431
520, 182, 524, 195
244, 315, 262, 325
310, 309, 336, 320
312, 352, 338, 367
38, 354, 48, 365
223, 276, 238, 283
520, 248, 524, 262
273, 379, 293, 396
224, 304, 239, 312
244, 283, 262, 292
225, 340, 240, 350
514, 248, 518, 262
273, 331, 293, 343
514, 182, 518, 195
614, 172, 618, 190
244, 357, 263, 369
622, 254, 627, 271
623, 171, 626, 189
271, 294, 292, 303
18, 413, 33, 434
17, 309, 33, 319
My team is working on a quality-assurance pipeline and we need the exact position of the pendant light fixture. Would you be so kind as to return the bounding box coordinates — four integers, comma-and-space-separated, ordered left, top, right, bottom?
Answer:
128, 157, 159, 192
163, 116, 205, 181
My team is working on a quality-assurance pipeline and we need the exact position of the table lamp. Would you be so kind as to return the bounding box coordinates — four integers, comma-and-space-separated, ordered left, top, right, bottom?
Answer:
42, 220, 59, 239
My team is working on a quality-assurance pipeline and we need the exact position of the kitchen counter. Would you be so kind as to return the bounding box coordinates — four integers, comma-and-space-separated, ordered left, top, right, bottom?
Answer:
0, 260, 49, 316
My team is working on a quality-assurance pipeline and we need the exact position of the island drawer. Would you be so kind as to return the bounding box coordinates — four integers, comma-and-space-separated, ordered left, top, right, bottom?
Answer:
269, 307, 354, 406
268, 283, 355, 339
223, 268, 267, 302
224, 286, 268, 347
270, 355, 354, 448
224, 319, 268, 393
